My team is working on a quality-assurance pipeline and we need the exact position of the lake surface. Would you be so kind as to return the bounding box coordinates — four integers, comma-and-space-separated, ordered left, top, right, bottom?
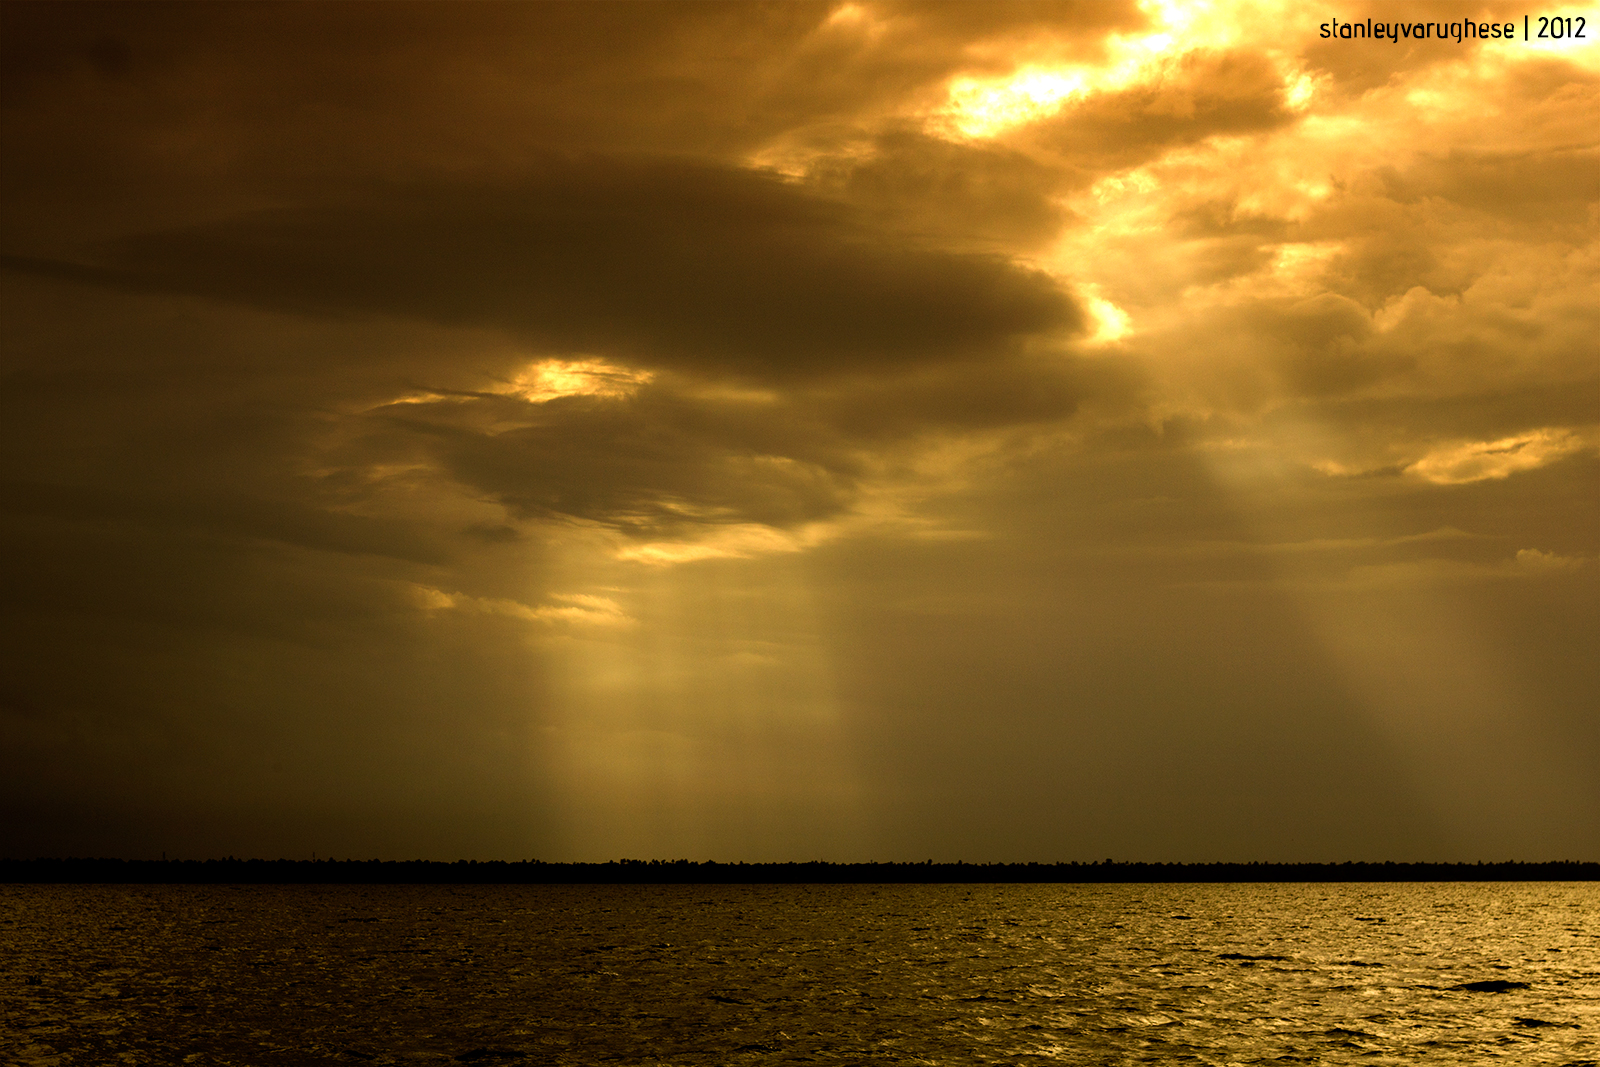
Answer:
2, 882, 1596, 1065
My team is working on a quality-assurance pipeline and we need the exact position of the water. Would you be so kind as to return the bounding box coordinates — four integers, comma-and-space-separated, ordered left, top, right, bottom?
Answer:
2, 882, 1596, 1065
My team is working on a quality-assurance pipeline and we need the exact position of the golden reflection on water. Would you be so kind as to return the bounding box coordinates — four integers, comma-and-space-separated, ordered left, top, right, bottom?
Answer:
3, 882, 1596, 1065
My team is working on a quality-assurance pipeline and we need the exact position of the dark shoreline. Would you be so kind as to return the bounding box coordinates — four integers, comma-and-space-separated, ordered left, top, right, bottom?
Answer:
3, 858, 1596, 884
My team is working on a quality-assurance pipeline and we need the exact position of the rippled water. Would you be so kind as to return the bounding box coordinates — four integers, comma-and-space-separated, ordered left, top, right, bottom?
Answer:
2, 882, 1596, 1065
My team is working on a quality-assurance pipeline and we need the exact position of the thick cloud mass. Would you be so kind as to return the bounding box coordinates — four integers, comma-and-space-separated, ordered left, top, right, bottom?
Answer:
68, 163, 1083, 379
2, 1, 1596, 862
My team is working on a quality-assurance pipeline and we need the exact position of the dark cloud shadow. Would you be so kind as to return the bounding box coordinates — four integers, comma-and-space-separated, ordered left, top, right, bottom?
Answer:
16, 159, 1085, 384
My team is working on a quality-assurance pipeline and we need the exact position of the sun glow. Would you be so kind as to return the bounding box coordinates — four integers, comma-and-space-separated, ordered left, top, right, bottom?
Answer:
496, 358, 653, 403
941, 68, 1093, 138
933, 0, 1295, 139
1523, 6, 1600, 64
370, 357, 652, 413
614, 522, 829, 565
1085, 292, 1132, 343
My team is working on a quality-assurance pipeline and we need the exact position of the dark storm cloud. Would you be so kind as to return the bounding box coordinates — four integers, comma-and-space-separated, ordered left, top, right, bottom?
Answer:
0, 478, 447, 567
373, 347, 1133, 537
0, 273, 475, 572
0, 0, 1115, 583
404, 389, 861, 537
0, 1, 1140, 255
22, 160, 1083, 382
809, 129, 1073, 251
810, 351, 1129, 439
0, 141, 1100, 539
1, 2, 800, 159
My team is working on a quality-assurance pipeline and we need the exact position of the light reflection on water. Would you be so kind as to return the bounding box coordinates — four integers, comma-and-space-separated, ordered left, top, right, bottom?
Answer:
2, 882, 1596, 1065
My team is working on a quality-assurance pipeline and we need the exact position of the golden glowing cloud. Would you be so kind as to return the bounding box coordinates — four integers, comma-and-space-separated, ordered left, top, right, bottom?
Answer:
932, 0, 1302, 139
414, 585, 636, 628
1406, 429, 1592, 485
495, 358, 654, 404
613, 523, 821, 566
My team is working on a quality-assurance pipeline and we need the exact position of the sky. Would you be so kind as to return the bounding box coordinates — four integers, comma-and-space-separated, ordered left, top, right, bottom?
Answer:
2, 0, 1597, 863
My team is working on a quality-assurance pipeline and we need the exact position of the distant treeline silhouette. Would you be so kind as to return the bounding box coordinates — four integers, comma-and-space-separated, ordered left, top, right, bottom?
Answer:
2, 858, 1596, 884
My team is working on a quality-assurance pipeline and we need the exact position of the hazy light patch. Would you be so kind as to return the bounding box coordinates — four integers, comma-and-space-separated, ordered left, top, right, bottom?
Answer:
825, 2, 867, 29
1232, 169, 1335, 223
1272, 241, 1339, 276
1069, 170, 1167, 248
1406, 429, 1585, 485
1151, 527, 1477, 560
941, 68, 1092, 138
1091, 168, 1163, 207
1339, 558, 1517, 589
1213, 240, 1343, 300
1349, 43, 1599, 163
413, 585, 635, 627
1085, 291, 1132, 343
1196, 436, 1306, 488
746, 133, 878, 182
933, 0, 1306, 140
1397, 53, 1529, 127
322, 461, 437, 486
1373, 286, 1451, 334
1041, 171, 1169, 337
1521, 5, 1600, 64
671, 380, 783, 405
539, 544, 870, 860
377, 390, 455, 408
1190, 428, 1595, 846
1312, 459, 1378, 478
1515, 548, 1587, 572
1310, 584, 1596, 846
1297, 550, 1594, 588
604, 451, 1000, 566
495, 358, 653, 403
821, 1, 890, 40
541, 593, 636, 626
365, 358, 652, 416
414, 586, 458, 612
615, 524, 831, 566
1283, 70, 1317, 111
1044, 138, 1350, 347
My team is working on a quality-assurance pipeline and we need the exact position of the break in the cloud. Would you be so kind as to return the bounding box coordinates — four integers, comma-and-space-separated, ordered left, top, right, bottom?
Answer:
2, 1, 1596, 862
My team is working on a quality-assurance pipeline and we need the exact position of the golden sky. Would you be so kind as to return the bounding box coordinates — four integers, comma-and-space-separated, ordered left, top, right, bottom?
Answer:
2, 0, 1597, 861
